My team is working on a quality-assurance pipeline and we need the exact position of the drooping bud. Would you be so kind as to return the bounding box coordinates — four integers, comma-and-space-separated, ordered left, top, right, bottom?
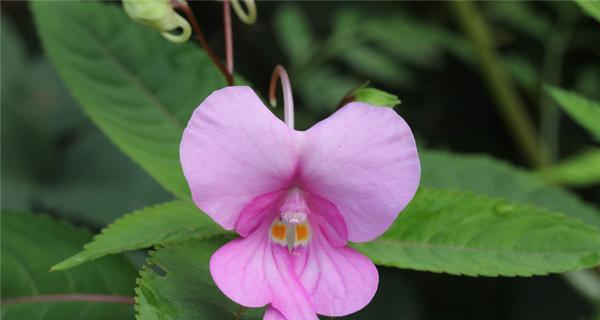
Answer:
230, 0, 257, 25
123, 0, 192, 43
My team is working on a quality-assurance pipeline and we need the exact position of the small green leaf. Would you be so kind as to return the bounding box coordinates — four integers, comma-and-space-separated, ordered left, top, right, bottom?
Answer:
546, 85, 600, 141
575, 0, 600, 22
1, 211, 138, 319
354, 188, 600, 276
31, 1, 228, 199
353, 87, 401, 108
135, 237, 263, 320
421, 150, 600, 227
541, 148, 600, 187
52, 201, 224, 271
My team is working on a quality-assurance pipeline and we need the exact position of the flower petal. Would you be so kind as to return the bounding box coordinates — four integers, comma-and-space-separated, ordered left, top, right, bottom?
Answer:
300, 102, 420, 242
293, 229, 379, 317
304, 192, 347, 247
236, 190, 286, 237
264, 307, 286, 320
180, 86, 299, 230
210, 221, 318, 320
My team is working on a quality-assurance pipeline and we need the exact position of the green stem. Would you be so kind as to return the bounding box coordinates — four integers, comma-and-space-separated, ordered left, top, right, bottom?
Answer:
451, 0, 549, 168
539, 10, 577, 164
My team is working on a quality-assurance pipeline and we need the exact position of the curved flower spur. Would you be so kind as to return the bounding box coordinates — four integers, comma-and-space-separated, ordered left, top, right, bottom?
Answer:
179, 68, 420, 319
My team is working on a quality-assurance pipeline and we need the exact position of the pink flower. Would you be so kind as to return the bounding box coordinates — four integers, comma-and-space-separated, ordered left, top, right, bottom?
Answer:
180, 86, 420, 319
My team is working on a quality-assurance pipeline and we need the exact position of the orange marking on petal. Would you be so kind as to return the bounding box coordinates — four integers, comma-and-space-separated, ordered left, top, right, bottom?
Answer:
271, 223, 287, 241
295, 223, 309, 242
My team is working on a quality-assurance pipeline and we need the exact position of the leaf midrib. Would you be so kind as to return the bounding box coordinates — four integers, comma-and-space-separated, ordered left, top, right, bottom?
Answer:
69, 14, 183, 130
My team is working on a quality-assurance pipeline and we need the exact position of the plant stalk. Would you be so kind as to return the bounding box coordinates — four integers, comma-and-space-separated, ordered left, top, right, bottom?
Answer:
173, 1, 233, 86
451, 0, 549, 168
539, 10, 577, 163
224, 0, 234, 75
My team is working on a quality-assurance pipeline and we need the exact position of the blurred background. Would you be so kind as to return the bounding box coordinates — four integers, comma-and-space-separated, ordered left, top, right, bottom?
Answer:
2, 1, 600, 319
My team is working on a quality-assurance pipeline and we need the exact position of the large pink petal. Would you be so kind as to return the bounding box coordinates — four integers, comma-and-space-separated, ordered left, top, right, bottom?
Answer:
300, 102, 420, 242
263, 307, 286, 320
293, 229, 378, 317
180, 86, 299, 230
210, 221, 318, 320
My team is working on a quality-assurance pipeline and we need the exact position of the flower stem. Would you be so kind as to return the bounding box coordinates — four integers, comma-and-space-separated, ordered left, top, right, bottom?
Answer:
1, 294, 135, 305
269, 65, 295, 129
224, 0, 234, 75
451, 0, 549, 168
173, 1, 233, 86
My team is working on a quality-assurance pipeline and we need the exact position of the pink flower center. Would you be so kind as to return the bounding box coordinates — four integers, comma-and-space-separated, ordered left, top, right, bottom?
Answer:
269, 188, 311, 251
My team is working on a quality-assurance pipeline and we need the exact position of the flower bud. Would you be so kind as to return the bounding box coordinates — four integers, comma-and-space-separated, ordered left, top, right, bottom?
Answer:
123, 0, 192, 43
230, 0, 257, 24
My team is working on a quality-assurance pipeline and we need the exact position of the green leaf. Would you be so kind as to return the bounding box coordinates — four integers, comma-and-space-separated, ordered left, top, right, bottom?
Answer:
1, 15, 81, 211
546, 85, 600, 141
1, 14, 171, 224
484, 1, 550, 40
41, 131, 172, 227
135, 237, 263, 320
359, 13, 461, 67
274, 4, 315, 68
31, 1, 227, 199
541, 148, 600, 187
420, 150, 600, 227
52, 200, 223, 271
575, 65, 600, 101
298, 67, 359, 113
502, 54, 538, 92
1, 211, 138, 319
1, 15, 27, 91
575, 0, 600, 22
339, 46, 413, 85
354, 188, 600, 276
353, 87, 401, 108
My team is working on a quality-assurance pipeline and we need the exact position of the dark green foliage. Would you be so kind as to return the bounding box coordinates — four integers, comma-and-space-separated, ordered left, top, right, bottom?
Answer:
1, 211, 138, 319
53, 201, 223, 271
355, 189, 600, 276
31, 1, 227, 199
136, 237, 263, 320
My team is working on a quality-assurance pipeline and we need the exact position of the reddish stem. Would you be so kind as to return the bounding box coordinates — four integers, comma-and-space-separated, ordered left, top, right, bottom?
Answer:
173, 1, 233, 86
1, 294, 135, 305
224, 0, 234, 75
